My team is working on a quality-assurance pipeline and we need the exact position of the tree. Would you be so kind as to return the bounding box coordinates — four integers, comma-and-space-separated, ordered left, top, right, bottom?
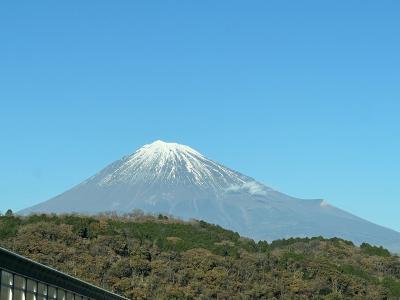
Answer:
360, 242, 391, 257
0, 213, 398, 299
5, 209, 13, 217
78, 227, 89, 239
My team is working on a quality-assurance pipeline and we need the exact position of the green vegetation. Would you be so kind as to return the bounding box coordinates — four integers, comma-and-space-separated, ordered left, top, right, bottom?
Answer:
1, 213, 400, 299
360, 242, 391, 257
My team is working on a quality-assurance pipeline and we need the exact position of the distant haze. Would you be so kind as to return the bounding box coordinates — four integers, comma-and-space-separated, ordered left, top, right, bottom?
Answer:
20, 140, 400, 252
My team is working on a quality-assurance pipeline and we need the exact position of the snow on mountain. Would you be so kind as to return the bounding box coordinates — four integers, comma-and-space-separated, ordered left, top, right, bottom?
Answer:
97, 140, 249, 189
20, 140, 400, 252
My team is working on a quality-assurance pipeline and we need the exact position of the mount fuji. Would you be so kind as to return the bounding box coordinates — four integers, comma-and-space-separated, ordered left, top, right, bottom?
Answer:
20, 140, 400, 252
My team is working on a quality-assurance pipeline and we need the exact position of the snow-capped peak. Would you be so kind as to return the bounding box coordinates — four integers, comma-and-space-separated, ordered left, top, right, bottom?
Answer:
97, 140, 251, 190
136, 140, 205, 160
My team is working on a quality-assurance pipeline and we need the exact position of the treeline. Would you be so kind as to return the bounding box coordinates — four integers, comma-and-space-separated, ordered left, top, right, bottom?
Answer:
0, 212, 400, 299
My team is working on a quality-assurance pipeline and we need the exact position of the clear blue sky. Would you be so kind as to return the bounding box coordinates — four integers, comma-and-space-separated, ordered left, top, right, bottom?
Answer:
1, 1, 399, 231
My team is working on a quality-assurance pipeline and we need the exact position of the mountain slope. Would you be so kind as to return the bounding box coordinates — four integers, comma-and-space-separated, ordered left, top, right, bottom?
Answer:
20, 140, 400, 252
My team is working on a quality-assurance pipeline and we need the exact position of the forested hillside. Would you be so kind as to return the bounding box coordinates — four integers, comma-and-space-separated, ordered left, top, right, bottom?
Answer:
1, 212, 400, 299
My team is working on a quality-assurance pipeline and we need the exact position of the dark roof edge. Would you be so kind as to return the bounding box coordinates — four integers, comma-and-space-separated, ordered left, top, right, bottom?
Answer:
0, 246, 129, 300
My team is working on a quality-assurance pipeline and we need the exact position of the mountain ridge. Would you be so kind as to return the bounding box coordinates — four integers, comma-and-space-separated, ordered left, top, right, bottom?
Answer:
20, 140, 400, 252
